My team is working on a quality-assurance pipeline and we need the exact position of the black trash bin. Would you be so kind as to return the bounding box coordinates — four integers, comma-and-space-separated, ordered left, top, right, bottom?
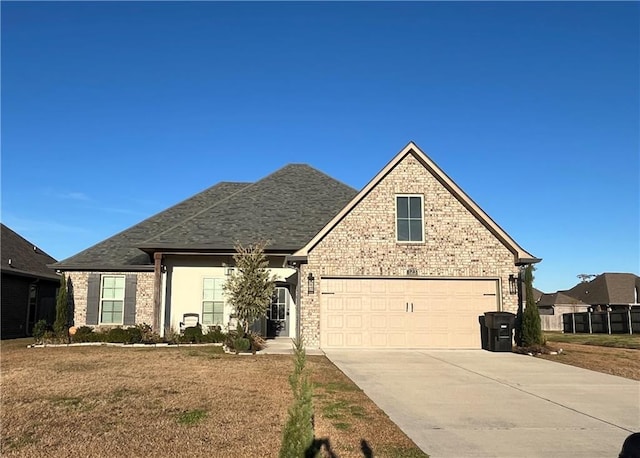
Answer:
484, 312, 515, 352
478, 315, 489, 350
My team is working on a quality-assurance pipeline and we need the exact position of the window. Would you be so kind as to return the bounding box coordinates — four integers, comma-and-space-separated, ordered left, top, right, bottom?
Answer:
269, 287, 287, 321
202, 278, 224, 326
100, 275, 125, 324
396, 195, 423, 242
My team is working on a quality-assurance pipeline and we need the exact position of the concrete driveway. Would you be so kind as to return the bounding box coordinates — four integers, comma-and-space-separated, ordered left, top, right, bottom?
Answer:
325, 350, 639, 458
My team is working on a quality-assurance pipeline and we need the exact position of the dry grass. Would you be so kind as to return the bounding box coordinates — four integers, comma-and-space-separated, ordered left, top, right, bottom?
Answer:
539, 341, 640, 381
1, 339, 425, 457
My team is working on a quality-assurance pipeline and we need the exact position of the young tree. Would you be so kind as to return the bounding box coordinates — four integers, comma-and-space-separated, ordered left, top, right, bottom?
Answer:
53, 274, 68, 338
224, 240, 276, 334
279, 337, 314, 458
521, 265, 544, 347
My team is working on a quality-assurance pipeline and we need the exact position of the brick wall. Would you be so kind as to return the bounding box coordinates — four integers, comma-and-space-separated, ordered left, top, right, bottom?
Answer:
67, 271, 155, 328
300, 153, 520, 347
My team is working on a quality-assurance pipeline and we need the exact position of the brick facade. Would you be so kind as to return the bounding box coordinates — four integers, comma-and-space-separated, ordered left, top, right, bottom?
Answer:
299, 153, 520, 347
67, 271, 155, 328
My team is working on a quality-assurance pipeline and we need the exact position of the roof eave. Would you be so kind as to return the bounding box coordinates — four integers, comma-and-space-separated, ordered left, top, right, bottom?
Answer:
1, 267, 60, 281
49, 264, 154, 272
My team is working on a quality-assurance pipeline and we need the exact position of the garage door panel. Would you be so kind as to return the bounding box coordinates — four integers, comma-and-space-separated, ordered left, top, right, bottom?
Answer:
321, 278, 499, 349
345, 297, 362, 311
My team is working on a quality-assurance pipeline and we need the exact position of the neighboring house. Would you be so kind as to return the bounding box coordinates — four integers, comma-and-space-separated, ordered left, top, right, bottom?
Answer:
531, 287, 544, 303
52, 142, 539, 349
537, 273, 640, 331
1, 224, 60, 339
537, 291, 589, 332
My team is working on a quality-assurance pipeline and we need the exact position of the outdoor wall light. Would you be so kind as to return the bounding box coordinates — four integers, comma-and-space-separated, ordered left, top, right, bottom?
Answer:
225, 267, 234, 276
508, 274, 518, 295
307, 273, 315, 294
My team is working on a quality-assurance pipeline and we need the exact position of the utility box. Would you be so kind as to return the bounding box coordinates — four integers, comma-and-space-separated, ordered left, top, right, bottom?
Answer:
484, 312, 515, 352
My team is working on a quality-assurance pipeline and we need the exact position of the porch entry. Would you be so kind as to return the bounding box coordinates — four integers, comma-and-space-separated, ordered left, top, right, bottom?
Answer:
267, 286, 290, 338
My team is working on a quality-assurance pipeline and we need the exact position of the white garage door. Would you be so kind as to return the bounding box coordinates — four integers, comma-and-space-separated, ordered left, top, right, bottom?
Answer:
320, 278, 499, 349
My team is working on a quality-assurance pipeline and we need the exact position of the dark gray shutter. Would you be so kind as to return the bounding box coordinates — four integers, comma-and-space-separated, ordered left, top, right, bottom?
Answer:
86, 274, 100, 325
123, 274, 137, 326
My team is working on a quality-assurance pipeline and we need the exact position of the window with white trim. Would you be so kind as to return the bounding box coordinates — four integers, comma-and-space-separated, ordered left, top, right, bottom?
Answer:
100, 275, 125, 324
396, 195, 424, 242
202, 278, 224, 326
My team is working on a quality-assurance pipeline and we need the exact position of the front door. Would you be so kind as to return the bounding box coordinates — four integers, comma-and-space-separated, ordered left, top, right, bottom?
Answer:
267, 287, 289, 338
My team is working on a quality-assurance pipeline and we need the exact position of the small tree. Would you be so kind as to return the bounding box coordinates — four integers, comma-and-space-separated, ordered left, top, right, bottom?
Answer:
521, 265, 543, 347
53, 274, 68, 338
224, 240, 276, 334
279, 337, 314, 458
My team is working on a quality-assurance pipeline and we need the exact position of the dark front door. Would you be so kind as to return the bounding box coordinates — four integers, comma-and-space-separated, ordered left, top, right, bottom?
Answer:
267, 287, 289, 338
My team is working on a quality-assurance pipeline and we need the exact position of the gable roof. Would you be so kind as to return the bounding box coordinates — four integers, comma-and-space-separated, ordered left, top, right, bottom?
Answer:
53, 164, 357, 270
294, 141, 539, 265
1, 224, 59, 281
53, 181, 250, 270
138, 164, 358, 252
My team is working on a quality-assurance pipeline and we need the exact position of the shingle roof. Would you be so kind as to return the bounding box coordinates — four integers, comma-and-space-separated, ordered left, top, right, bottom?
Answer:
53, 164, 358, 270
1, 224, 59, 280
564, 273, 640, 305
139, 164, 358, 252
537, 273, 640, 307
537, 291, 588, 307
52, 181, 250, 269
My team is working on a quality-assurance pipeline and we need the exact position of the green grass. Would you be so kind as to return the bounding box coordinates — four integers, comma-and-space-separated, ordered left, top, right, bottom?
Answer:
544, 332, 640, 349
314, 381, 360, 393
176, 409, 208, 426
333, 422, 351, 431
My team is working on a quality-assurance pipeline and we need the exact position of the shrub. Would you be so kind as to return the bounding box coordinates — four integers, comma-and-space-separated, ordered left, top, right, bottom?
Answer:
106, 327, 129, 343
32, 320, 51, 342
181, 325, 203, 343
72, 326, 101, 342
53, 274, 68, 339
136, 323, 161, 343
247, 331, 266, 352
125, 326, 143, 344
201, 326, 226, 343
521, 265, 544, 347
279, 337, 314, 457
234, 337, 251, 353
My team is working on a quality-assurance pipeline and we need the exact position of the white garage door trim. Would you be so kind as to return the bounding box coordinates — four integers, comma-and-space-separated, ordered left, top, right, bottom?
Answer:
320, 277, 501, 349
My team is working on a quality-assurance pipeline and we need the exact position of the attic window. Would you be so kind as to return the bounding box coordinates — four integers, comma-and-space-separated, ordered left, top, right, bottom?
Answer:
396, 195, 423, 242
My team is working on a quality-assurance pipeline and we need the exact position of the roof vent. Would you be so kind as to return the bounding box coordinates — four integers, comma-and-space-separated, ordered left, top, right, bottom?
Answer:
33, 246, 38, 252
8, 258, 13, 267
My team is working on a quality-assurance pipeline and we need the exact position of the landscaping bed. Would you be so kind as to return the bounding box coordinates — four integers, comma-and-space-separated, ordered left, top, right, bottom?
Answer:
1, 338, 426, 457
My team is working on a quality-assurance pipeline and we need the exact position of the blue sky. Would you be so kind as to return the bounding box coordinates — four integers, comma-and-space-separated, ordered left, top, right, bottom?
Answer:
2, 2, 638, 293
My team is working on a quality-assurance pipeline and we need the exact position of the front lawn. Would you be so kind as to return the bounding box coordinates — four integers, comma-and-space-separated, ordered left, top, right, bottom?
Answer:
543, 332, 640, 349
541, 333, 640, 381
0, 339, 426, 457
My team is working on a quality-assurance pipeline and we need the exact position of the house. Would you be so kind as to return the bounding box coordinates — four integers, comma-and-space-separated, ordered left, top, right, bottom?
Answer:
537, 273, 640, 331
52, 142, 539, 349
537, 291, 589, 332
1, 224, 60, 339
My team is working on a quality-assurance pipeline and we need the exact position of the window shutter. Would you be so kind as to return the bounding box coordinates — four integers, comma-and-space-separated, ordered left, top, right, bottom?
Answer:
123, 274, 137, 326
86, 274, 100, 325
